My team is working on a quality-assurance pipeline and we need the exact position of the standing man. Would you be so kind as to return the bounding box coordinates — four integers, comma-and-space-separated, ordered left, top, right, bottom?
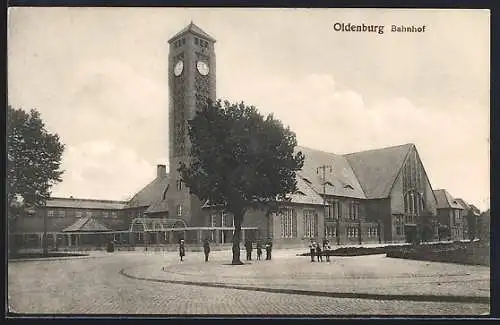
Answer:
245, 239, 253, 261
309, 239, 316, 262
265, 238, 273, 260
179, 239, 186, 262
203, 238, 210, 262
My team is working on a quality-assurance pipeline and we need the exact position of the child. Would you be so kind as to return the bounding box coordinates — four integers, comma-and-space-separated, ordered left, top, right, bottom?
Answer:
203, 238, 210, 262
323, 240, 331, 262
315, 242, 323, 262
256, 241, 263, 260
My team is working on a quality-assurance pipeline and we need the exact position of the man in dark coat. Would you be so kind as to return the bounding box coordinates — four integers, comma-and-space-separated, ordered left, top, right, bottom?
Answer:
265, 238, 273, 260
203, 238, 210, 262
245, 239, 253, 261
179, 239, 186, 262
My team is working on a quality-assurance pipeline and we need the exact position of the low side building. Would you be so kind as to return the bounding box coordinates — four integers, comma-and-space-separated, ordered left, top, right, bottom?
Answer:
433, 189, 466, 241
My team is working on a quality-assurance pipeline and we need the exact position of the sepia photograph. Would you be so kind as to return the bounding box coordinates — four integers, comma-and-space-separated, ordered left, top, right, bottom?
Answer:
7, 7, 490, 316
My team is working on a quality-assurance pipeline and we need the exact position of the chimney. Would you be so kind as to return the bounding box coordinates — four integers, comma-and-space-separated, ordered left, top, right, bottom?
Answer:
157, 164, 167, 178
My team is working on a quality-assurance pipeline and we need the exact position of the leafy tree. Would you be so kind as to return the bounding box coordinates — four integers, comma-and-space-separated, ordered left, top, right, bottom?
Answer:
179, 100, 304, 264
465, 210, 477, 242
477, 209, 490, 243
418, 210, 435, 243
7, 105, 65, 255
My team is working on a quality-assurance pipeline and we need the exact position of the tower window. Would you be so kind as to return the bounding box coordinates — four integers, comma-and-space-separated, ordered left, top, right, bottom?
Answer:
177, 204, 182, 217
195, 38, 199, 45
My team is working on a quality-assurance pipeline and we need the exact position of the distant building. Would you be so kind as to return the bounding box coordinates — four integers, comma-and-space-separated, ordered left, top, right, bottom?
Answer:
11, 197, 128, 249
433, 189, 467, 241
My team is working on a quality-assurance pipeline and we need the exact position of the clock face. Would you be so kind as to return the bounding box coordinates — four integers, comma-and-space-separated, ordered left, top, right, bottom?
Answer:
196, 60, 209, 76
174, 60, 184, 76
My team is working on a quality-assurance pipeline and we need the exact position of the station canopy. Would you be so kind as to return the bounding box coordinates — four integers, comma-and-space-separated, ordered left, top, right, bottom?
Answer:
129, 218, 188, 232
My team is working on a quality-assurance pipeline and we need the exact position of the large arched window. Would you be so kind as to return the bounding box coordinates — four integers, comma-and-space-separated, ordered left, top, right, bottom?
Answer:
404, 191, 425, 215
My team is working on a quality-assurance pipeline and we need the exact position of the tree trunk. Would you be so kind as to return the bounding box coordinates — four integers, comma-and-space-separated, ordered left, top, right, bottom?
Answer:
231, 210, 244, 265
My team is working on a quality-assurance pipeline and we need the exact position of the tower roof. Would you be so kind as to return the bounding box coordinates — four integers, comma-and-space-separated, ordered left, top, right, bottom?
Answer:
168, 22, 216, 43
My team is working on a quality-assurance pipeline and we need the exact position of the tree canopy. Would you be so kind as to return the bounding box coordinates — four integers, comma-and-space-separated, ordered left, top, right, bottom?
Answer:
179, 99, 304, 264
7, 105, 65, 214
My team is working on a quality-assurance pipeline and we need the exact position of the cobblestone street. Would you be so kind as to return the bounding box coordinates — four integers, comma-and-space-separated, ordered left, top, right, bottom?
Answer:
8, 249, 490, 316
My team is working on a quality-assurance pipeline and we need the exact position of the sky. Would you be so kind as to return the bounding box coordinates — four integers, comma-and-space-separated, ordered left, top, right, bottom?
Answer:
8, 8, 490, 210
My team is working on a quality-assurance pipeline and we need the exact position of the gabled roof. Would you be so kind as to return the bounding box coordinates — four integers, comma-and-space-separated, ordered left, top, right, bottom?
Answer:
433, 189, 463, 209
296, 146, 366, 199
287, 176, 324, 205
168, 22, 216, 43
62, 217, 111, 232
13, 216, 126, 233
45, 197, 127, 210
454, 198, 470, 210
344, 143, 413, 199
145, 199, 169, 214
127, 173, 169, 209
469, 204, 481, 216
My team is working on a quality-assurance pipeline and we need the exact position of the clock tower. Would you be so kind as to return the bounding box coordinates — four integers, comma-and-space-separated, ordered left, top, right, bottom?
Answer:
167, 22, 216, 225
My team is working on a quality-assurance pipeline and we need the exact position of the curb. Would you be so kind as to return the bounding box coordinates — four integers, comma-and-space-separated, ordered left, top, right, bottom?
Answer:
119, 268, 490, 305
8, 254, 109, 263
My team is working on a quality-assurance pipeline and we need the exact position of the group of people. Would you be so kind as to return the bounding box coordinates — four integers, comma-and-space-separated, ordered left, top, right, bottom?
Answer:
244, 239, 273, 261
309, 238, 332, 262
177, 238, 273, 262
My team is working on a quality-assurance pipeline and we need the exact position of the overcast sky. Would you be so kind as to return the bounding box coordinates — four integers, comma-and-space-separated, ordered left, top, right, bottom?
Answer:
8, 8, 490, 210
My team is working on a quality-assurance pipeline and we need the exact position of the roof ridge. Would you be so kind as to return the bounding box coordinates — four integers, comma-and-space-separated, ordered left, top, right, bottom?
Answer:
383, 143, 413, 198
343, 143, 414, 157
49, 197, 128, 203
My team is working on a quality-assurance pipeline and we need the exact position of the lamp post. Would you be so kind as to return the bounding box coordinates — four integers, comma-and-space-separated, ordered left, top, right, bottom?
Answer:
316, 165, 332, 243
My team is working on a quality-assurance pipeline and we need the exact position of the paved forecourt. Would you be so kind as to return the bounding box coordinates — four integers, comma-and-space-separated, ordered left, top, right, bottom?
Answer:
7, 249, 490, 315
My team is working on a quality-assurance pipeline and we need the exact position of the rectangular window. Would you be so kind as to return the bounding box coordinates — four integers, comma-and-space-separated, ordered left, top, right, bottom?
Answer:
222, 211, 234, 227
303, 209, 316, 238
47, 210, 54, 217
111, 211, 117, 218
177, 205, 182, 217
280, 208, 296, 238
350, 201, 359, 220
102, 212, 108, 218
59, 210, 65, 217
210, 214, 217, 227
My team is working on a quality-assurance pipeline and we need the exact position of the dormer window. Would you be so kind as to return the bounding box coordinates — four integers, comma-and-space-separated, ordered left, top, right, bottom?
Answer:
344, 184, 354, 190
295, 191, 306, 196
325, 181, 334, 187
303, 177, 312, 184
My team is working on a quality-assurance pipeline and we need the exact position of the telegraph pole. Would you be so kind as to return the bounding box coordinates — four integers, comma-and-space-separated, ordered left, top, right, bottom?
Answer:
316, 165, 332, 243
